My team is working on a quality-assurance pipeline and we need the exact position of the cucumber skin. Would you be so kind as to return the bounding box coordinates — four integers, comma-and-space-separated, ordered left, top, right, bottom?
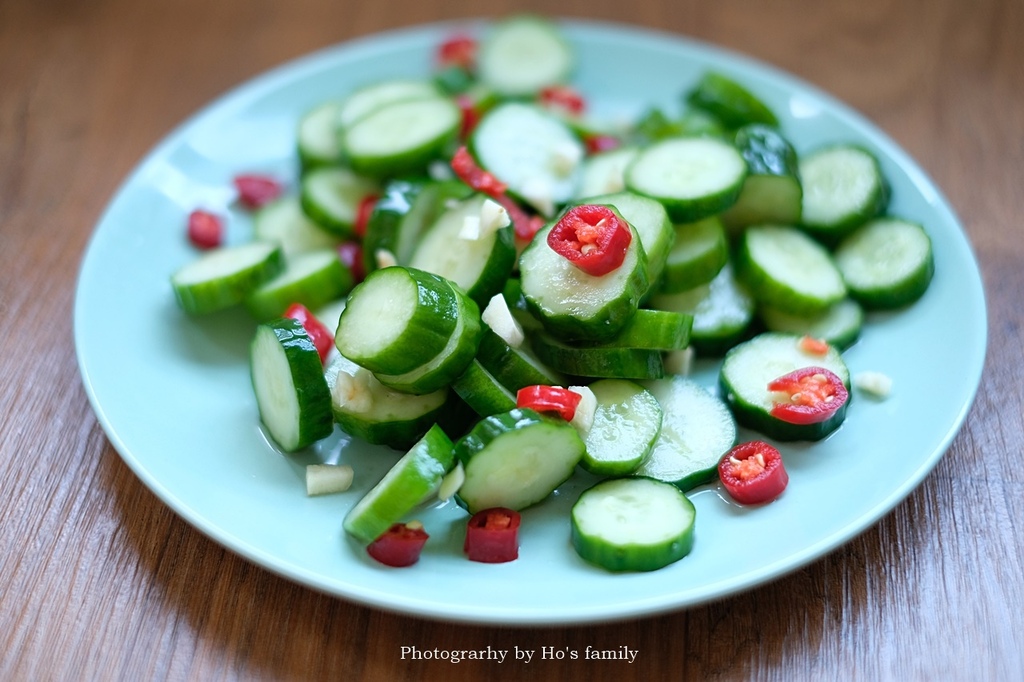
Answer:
529, 331, 666, 380
244, 254, 353, 322
171, 244, 284, 315
579, 379, 663, 477
476, 326, 567, 390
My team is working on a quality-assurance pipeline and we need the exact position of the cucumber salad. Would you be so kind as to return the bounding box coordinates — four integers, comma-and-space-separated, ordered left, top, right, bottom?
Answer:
169, 15, 934, 573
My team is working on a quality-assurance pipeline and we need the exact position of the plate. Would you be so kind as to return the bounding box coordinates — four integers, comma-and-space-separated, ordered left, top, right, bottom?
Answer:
74, 19, 986, 625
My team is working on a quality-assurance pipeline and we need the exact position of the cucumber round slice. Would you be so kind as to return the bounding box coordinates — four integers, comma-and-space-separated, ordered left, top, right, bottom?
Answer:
171, 241, 284, 315
576, 147, 639, 199
454, 408, 585, 513
470, 102, 584, 214
720, 124, 802, 230
519, 215, 649, 342
571, 477, 696, 572
342, 424, 455, 544
686, 71, 779, 129
659, 216, 729, 293
478, 16, 574, 97
342, 95, 461, 178
299, 166, 378, 236
297, 101, 343, 168
250, 318, 334, 452
529, 330, 665, 380
337, 78, 442, 129
408, 194, 516, 306
834, 218, 934, 309
335, 267, 459, 375
625, 136, 747, 223
244, 249, 353, 321
799, 145, 889, 243
719, 332, 850, 441
451, 359, 517, 417
325, 354, 448, 450
583, 190, 675, 294
253, 195, 342, 256
579, 379, 663, 477
760, 298, 864, 351
635, 376, 736, 491
476, 327, 567, 391
736, 224, 847, 315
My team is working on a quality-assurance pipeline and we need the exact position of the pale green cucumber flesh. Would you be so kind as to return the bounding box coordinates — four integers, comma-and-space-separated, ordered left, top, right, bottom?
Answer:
253, 195, 341, 256
171, 241, 284, 315
760, 298, 864, 351
299, 166, 378, 236
799, 145, 889, 241
583, 190, 675, 293
297, 101, 343, 168
244, 249, 353, 322
834, 218, 934, 309
659, 216, 729, 293
478, 16, 574, 97
579, 379, 663, 476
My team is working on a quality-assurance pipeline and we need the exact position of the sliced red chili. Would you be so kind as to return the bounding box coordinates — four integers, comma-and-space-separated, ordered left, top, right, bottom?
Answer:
367, 522, 429, 567
233, 173, 283, 209
449, 146, 543, 242
464, 508, 521, 563
284, 302, 333, 364
353, 193, 378, 238
436, 34, 477, 71
718, 441, 789, 505
455, 94, 481, 139
768, 366, 849, 425
546, 204, 632, 277
799, 335, 831, 356
186, 209, 223, 249
584, 134, 622, 155
516, 385, 582, 421
336, 241, 366, 284
538, 85, 586, 116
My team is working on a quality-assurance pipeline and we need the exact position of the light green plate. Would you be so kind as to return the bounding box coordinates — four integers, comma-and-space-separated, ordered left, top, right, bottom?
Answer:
74, 19, 986, 625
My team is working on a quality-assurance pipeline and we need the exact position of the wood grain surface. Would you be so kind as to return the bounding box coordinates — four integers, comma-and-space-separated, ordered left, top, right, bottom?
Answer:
2, 0, 1021, 679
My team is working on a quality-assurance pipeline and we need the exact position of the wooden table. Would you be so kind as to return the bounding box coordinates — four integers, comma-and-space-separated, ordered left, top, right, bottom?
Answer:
2, 0, 1020, 679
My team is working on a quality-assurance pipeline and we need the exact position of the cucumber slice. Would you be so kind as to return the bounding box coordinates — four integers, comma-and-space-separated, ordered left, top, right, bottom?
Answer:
454, 408, 585, 513
593, 309, 692, 351
635, 376, 737, 491
529, 330, 665, 380
799, 145, 889, 243
341, 95, 461, 178
299, 166, 378, 236
408, 194, 516, 306
244, 249, 353, 321
719, 332, 850, 441
685, 71, 779, 129
253, 195, 342, 256
519, 213, 649, 342
720, 124, 802, 230
571, 477, 696, 572
625, 136, 747, 223
650, 262, 756, 356
325, 353, 448, 450
659, 216, 729, 293
578, 379, 663, 477
834, 218, 934, 309
342, 424, 455, 544
576, 147, 640, 199
334, 267, 459, 375
476, 326, 567, 391
470, 102, 584, 214
478, 15, 574, 97
337, 78, 442, 129
171, 241, 284, 315
736, 224, 847, 315
297, 101, 343, 168
760, 298, 864, 351
250, 318, 334, 452
451, 359, 517, 417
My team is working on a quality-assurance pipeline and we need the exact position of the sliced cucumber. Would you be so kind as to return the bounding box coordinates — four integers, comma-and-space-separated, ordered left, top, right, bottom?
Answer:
834, 218, 934, 309
571, 477, 696, 572
297, 101, 343, 168
342, 424, 455, 544
659, 216, 729, 293
408, 193, 516, 306
341, 95, 461, 178
576, 147, 639, 199
519, 214, 649, 342
685, 71, 779, 129
736, 224, 847, 315
719, 332, 851, 441
250, 317, 334, 452
529, 330, 665, 380
578, 379, 663, 477
454, 408, 585, 513
478, 15, 574, 97
451, 359, 517, 417
470, 102, 584, 214
476, 326, 567, 391
591, 309, 692, 351
299, 166, 378, 236
584, 190, 676, 295
799, 144, 889, 243
760, 297, 864, 351
325, 353, 448, 450
625, 136, 747, 223
244, 249, 353, 321
334, 267, 459, 375
337, 78, 442, 129
720, 124, 802, 230
253, 195, 342, 256
635, 376, 737, 491
171, 241, 283, 315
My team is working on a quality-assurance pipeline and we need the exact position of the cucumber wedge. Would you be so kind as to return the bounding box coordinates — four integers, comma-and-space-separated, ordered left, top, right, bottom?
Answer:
578, 379, 663, 477
685, 71, 779, 129
720, 124, 802, 230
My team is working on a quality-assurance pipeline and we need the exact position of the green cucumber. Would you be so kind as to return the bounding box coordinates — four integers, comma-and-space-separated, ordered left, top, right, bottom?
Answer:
451, 359, 518, 417
685, 71, 779, 129
578, 379, 663, 477
799, 144, 889, 244
297, 101, 343, 168
576, 147, 639, 199
834, 218, 934, 309
171, 241, 284, 315
250, 317, 334, 452
454, 408, 585, 513
476, 326, 567, 391
343, 424, 455, 544
337, 79, 442, 129
658, 216, 729, 293
244, 249, 353, 321
299, 166, 378, 236
591, 309, 692, 351
720, 124, 802, 230
760, 298, 864, 351
253, 195, 342, 256
529, 330, 665, 380
571, 477, 696, 572
478, 15, 574, 97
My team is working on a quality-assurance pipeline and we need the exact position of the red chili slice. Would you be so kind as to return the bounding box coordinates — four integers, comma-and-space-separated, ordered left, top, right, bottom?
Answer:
584, 134, 622, 155
450, 146, 543, 242
546, 204, 632, 276
186, 209, 223, 249
353, 193, 378, 238
799, 335, 831, 356
768, 366, 849, 425
455, 94, 481, 139
538, 85, 586, 116
436, 34, 477, 70
367, 522, 429, 567
516, 385, 581, 421
464, 508, 521, 563
284, 302, 333, 364
336, 241, 366, 284
233, 174, 283, 209
718, 441, 789, 505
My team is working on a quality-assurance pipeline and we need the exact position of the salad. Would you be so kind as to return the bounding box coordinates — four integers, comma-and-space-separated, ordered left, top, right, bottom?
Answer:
168, 15, 934, 573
